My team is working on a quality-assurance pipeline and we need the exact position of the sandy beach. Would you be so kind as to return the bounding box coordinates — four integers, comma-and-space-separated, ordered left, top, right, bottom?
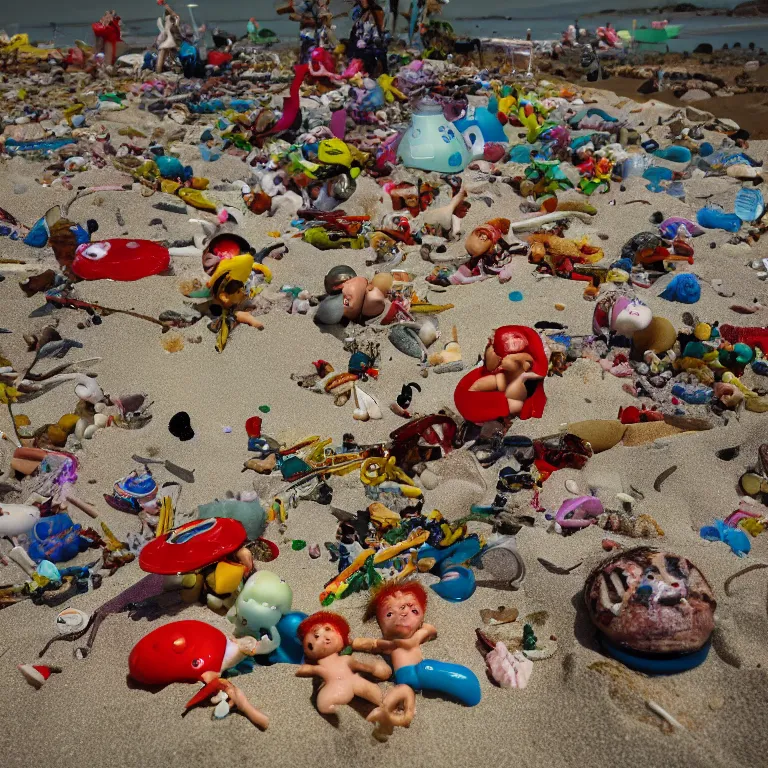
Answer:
0, 46, 767, 768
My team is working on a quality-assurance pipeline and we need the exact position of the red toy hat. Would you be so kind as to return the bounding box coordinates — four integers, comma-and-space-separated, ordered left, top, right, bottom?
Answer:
453, 325, 548, 424
18, 664, 59, 688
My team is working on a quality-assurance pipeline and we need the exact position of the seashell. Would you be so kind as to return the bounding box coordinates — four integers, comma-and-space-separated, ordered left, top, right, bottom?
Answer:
389, 326, 425, 359
93, 413, 109, 429
565, 479, 580, 495
616, 492, 634, 505
74, 418, 88, 440
83, 424, 98, 440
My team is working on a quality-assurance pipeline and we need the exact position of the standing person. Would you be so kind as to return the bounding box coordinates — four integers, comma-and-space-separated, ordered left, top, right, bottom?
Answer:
348, 0, 388, 75
92, 10, 122, 64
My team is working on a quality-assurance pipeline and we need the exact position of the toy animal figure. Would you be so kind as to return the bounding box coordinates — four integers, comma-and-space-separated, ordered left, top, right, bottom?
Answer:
454, 325, 548, 424
352, 580, 481, 707
227, 570, 294, 654
128, 620, 270, 727
296, 611, 414, 739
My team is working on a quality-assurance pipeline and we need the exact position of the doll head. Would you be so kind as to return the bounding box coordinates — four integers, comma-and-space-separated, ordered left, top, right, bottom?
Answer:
298, 611, 350, 661
365, 580, 428, 640
484, 326, 530, 372
465, 218, 510, 259
341, 276, 386, 321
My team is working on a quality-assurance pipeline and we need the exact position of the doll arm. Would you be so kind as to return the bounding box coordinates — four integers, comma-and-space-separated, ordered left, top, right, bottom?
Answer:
352, 637, 398, 654
219, 680, 270, 730
295, 663, 321, 678
349, 657, 392, 681
416, 624, 438, 644
469, 373, 503, 393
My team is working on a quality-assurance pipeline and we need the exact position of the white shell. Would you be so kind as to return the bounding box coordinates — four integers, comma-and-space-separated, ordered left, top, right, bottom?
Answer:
93, 413, 109, 429
83, 424, 98, 439
565, 479, 580, 495
74, 418, 88, 440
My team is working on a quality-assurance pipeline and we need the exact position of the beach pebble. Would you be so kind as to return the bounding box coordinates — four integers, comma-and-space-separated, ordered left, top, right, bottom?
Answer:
420, 468, 439, 490
565, 479, 580, 495
567, 420, 626, 453
632, 316, 677, 354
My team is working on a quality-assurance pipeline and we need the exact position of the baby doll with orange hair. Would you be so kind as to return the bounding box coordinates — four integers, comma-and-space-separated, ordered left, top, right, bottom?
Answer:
296, 611, 414, 738
352, 580, 481, 707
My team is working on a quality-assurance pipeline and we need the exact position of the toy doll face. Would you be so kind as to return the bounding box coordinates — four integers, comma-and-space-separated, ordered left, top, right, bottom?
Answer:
613, 301, 652, 336
302, 622, 345, 660
341, 276, 386, 320
465, 227, 494, 259
376, 591, 424, 640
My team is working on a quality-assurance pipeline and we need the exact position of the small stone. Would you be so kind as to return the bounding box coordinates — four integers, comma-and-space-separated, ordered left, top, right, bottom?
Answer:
708, 696, 725, 711
565, 479, 580, 495
554, 303, 565, 311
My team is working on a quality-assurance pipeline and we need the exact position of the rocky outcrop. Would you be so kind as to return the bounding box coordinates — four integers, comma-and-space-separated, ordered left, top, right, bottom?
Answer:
733, 0, 768, 16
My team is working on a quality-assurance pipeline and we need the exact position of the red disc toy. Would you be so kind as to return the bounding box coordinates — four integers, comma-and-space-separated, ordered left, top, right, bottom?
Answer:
139, 518, 247, 575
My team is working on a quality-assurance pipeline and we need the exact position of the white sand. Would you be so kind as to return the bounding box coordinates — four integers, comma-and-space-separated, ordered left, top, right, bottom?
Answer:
0, 79, 767, 768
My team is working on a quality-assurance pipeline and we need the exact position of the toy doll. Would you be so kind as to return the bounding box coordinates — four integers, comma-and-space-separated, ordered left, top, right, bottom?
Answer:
296, 611, 415, 738
426, 218, 526, 286
453, 325, 548, 424
129, 619, 270, 728
352, 580, 481, 706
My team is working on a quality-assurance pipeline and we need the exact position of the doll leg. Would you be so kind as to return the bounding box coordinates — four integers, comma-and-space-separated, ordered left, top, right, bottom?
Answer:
352, 676, 385, 708
394, 660, 481, 706
156, 49, 166, 72
316, 682, 353, 715
380, 684, 415, 727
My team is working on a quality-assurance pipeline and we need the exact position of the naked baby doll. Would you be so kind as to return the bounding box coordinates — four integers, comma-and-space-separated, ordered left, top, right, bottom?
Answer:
469, 327, 544, 417
296, 611, 414, 738
352, 580, 481, 707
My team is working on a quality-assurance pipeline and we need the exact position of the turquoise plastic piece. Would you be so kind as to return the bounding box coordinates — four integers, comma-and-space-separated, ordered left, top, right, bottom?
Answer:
642, 166, 673, 192
599, 635, 711, 675
509, 144, 535, 163
454, 99, 508, 150
697, 205, 741, 232
430, 566, 476, 602
397, 102, 470, 173
653, 146, 692, 163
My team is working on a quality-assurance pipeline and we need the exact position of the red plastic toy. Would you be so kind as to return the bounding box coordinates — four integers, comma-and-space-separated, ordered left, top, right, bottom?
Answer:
454, 325, 547, 424
129, 619, 227, 685
128, 619, 270, 728
139, 518, 247, 575
720, 325, 768, 355
71, 239, 171, 281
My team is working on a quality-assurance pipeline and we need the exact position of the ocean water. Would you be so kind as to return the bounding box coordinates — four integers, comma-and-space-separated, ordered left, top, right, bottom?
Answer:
2, 0, 768, 52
